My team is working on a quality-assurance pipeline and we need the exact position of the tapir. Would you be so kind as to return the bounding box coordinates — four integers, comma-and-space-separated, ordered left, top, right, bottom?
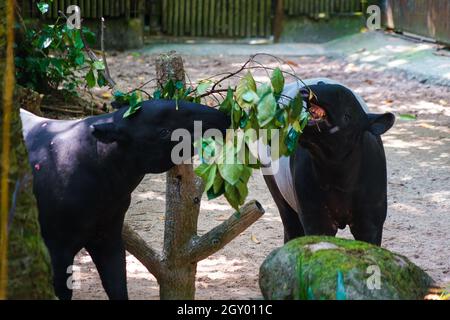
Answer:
20, 100, 230, 300
262, 78, 395, 246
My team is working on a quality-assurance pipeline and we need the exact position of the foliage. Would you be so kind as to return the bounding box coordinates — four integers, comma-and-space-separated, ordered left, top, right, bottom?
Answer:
195, 69, 310, 211
15, 1, 104, 94
116, 67, 310, 211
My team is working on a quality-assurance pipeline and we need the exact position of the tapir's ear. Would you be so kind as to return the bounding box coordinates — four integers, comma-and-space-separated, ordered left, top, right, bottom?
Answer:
90, 123, 129, 144
367, 112, 395, 135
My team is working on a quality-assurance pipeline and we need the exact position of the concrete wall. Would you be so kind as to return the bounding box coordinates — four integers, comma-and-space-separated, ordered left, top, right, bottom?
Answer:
280, 15, 366, 43
84, 18, 144, 51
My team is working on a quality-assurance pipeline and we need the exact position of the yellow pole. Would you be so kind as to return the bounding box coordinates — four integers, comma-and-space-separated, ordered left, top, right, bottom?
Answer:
0, 0, 15, 300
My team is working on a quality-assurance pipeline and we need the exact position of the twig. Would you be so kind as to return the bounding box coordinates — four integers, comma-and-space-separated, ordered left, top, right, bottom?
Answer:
79, 17, 116, 88
41, 105, 84, 115
126, 78, 157, 95
100, 17, 115, 88
197, 88, 231, 99
122, 223, 163, 280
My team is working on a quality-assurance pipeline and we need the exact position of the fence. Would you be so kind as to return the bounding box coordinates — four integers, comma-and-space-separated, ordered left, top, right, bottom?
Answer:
159, 0, 272, 37
385, 0, 450, 46
283, 0, 366, 17
18, 0, 142, 19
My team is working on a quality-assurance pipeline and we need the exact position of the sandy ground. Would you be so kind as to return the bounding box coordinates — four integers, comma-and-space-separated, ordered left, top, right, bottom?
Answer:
71, 52, 450, 300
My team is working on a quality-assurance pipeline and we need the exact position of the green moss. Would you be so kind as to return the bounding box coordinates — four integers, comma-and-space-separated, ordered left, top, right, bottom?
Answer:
260, 236, 434, 300
5, 99, 55, 299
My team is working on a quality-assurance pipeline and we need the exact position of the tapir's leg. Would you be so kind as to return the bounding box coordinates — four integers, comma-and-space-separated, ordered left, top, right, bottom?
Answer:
48, 246, 77, 300
86, 235, 128, 300
263, 174, 304, 243
350, 202, 387, 246
86, 202, 129, 300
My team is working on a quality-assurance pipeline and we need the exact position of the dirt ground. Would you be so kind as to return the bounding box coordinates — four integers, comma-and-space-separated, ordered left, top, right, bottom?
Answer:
71, 52, 450, 300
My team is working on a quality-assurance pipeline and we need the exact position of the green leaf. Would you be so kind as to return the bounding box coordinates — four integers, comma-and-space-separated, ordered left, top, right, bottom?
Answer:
196, 81, 212, 95
271, 67, 285, 96
224, 183, 241, 211
212, 174, 224, 194
236, 72, 257, 109
37, 2, 49, 14
163, 79, 175, 98
194, 163, 211, 180
123, 104, 142, 118
38, 36, 52, 49
235, 181, 248, 204
85, 69, 96, 88
231, 102, 242, 128
204, 165, 218, 192
175, 81, 184, 90
82, 28, 96, 46
73, 30, 84, 49
292, 120, 302, 133
50, 59, 64, 76
121, 92, 143, 118
153, 90, 162, 100
290, 95, 303, 120
257, 90, 277, 127
398, 113, 417, 121
242, 90, 259, 103
93, 60, 105, 70
207, 184, 225, 200
286, 127, 300, 154
219, 87, 234, 115
97, 72, 106, 87
218, 163, 244, 186
113, 90, 125, 99
240, 166, 253, 183
75, 52, 85, 66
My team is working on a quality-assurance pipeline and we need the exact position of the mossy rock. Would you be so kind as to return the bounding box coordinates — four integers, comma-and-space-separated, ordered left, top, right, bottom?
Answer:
259, 236, 434, 300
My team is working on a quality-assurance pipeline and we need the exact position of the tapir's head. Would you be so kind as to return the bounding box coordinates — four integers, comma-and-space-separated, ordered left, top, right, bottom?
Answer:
300, 83, 395, 157
91, 99, 230, 173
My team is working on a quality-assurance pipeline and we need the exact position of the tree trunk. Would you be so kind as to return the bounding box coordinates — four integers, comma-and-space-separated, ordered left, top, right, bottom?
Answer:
156, 53, 201, 300
0, 0, 54, 299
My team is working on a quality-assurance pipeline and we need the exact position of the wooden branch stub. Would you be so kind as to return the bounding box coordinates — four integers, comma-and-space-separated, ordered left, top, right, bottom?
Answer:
122, 223, 163, 280
187, 200, 265, 263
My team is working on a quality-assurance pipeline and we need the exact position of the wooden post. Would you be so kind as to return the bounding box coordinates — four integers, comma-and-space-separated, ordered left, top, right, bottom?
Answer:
273, 0, 284, 43
122, 52, 265, 300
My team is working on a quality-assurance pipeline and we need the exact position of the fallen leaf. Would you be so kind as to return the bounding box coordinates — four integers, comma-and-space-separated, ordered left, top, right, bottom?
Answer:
399, 113, 417, 121
101, 92, 112, 99
419, 123, 435, 129
215, 215, 228, 221
251, 234, 260, 244
286, 60, 299, 67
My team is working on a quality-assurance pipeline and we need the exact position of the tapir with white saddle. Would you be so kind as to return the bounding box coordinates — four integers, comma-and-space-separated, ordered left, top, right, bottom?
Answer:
261, 78, 395, 245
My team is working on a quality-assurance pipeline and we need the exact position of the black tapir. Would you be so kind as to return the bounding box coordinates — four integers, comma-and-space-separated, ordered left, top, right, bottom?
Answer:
20, 100, 230, 300
262, 78, 395, 246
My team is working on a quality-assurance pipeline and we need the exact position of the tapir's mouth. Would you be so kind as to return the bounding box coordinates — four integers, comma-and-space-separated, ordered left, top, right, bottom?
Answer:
307, 103, 328, 126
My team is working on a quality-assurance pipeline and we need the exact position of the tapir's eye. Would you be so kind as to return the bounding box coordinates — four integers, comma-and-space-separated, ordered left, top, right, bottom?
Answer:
159, 128, 171, 138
